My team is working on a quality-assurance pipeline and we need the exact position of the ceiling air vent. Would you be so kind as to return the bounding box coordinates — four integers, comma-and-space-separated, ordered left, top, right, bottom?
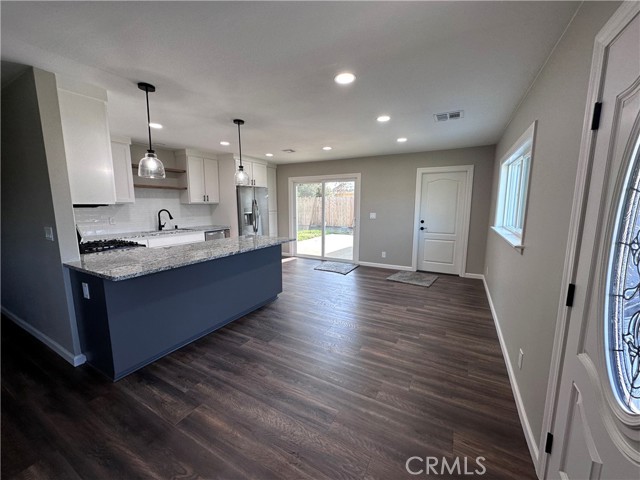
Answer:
282, 149, 296, 153
434, 110, 464, 122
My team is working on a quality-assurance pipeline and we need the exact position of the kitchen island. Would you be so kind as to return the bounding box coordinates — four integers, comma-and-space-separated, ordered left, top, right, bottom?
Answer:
65, 236, 293, 380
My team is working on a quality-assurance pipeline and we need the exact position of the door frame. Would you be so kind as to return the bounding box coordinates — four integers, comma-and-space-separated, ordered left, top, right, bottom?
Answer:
411, 165, 474, 275
539, 2, 640, 478
288, 173, 361, 263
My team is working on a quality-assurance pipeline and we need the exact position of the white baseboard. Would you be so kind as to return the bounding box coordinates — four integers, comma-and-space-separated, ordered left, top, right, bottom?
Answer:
1, 306, 86, 366
481, 278, 541, 472
462, 272, 485, 279
357, 261, 414, 271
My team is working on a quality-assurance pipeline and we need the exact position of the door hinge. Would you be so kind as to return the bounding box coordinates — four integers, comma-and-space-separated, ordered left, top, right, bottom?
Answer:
566, 283, 576, 307
591, 102, 602, 130
545, 432, 554, 454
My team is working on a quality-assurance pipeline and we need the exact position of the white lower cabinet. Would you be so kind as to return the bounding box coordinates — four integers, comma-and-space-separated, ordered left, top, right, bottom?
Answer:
176, 151, 219, 204
146, 232, 204, 248
121, 232, 204, 248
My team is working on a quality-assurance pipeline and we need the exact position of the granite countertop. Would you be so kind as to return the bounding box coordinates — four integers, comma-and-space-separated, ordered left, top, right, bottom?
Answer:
65, 235, 294, 282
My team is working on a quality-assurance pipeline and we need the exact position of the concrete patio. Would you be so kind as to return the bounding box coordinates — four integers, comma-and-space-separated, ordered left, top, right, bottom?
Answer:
296, 234, 354, 260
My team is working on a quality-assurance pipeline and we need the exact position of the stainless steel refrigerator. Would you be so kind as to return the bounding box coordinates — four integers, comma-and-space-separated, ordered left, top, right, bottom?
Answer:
237, 186, 269, 236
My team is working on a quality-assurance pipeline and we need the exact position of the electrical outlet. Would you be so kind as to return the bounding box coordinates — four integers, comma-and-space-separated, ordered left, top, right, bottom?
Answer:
518, 349, 524, 370
82, 282, 90, 300
381, 251, 386, 258
44, 226, 54, 241
369, 212, 377, 220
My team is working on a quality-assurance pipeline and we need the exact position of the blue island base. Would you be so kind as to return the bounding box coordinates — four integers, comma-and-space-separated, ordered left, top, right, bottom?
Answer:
69, 245, 282, 381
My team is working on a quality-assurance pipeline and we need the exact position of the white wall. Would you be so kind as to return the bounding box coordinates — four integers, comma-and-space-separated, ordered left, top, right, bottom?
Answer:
277, 146, 495, 274
1, 67, 84, 365
483, 0, 621, 459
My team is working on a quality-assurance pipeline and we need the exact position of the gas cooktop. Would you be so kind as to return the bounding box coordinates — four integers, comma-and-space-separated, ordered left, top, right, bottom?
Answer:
79, 239, 146, 255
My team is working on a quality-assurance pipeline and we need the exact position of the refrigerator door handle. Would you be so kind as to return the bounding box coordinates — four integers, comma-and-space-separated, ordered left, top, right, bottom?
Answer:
252, 199, 259, 233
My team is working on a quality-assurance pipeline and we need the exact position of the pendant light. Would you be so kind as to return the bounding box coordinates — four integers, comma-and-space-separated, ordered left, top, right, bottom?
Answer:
137, 82, 166, 179
233, 118, 251, 186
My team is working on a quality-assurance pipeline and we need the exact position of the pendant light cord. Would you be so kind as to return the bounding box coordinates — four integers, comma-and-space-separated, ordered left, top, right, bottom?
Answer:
237, 122, 243, 167
145, 87, 153, 153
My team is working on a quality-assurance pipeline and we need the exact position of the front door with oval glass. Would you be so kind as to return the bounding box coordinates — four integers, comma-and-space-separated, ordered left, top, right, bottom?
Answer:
546, 5, 640, 479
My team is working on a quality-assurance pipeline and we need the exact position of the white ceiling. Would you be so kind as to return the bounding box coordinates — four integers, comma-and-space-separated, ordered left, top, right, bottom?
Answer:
1, 1, 580, 164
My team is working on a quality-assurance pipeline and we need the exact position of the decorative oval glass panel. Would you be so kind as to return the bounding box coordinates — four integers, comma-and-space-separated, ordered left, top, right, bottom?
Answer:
606, 132, 640, 415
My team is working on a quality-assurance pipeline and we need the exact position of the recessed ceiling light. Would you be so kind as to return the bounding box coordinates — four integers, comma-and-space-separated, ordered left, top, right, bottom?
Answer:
265, 153, 274, 157
377, 115, 391, 122
334, 72, 355, 85
149, 122, 163, 129
322, 146, 333, 151
220, 141, 230, 146
397, 137, 408, 143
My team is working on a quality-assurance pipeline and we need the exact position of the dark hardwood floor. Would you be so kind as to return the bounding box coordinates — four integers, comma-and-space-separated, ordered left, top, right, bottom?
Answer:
2, 258, 536, 479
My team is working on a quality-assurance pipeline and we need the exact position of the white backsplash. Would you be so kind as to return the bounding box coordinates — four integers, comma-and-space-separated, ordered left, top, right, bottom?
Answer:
75, 188, 220, 237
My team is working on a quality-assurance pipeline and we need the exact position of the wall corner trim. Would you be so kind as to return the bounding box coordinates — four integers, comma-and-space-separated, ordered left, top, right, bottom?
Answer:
481, 277, 541, 477
462, 272, 484, 279
1, 306, 86, 367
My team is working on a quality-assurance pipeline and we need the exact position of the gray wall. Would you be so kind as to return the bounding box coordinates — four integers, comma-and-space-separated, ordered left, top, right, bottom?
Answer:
277, 145, 495, 274
1, 67, 83, 363
484, 1, 620, 445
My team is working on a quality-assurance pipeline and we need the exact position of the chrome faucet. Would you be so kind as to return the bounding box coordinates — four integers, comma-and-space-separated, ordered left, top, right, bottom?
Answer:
158, 209, 173, 231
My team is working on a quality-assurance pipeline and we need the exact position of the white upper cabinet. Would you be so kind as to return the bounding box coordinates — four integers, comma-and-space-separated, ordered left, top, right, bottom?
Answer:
235, 158, 268, 187
252, 162, 268, 187
57, 76, 116, 205
203, 157, 220, 203
176, 150, 219, 204
111, 136, 135, 204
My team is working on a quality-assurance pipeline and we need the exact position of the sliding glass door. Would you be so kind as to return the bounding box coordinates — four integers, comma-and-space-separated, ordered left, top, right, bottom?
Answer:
295, 182, 323, 257
293, 176, 358, 262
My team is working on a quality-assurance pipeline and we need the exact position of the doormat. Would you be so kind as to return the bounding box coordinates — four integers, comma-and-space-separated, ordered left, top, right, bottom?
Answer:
386, 271, 438, 287
314, 262, 359, 275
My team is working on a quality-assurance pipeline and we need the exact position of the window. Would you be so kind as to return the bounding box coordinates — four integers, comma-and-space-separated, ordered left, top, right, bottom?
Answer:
605, 131, 640, 415
492, 121, 536, 249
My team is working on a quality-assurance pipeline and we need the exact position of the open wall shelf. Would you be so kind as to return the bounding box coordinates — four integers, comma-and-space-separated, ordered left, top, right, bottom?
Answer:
132, 165, 186, 174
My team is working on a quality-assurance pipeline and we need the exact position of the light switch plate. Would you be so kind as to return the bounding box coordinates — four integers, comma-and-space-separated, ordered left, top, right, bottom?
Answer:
369, 212, 376, 220
44, 226, 54, 241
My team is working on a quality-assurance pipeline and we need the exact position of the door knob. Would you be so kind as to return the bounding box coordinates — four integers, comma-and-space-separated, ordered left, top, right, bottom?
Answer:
420, 220, 425, 224
420, 227, 425, 231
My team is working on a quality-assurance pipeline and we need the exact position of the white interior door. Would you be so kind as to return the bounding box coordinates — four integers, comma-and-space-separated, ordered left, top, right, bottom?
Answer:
546, 7, 640, 479
416, 169, 470, 274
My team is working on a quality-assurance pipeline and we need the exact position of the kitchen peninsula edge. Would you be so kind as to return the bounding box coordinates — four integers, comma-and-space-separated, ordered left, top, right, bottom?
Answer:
65, 236, 293, 380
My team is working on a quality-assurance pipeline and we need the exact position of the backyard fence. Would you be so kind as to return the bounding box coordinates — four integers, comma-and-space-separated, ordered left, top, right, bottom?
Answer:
296, 196, 354, 228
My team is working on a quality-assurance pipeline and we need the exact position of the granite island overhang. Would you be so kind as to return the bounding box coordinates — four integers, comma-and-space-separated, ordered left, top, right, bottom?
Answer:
65, 236, 294, 381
